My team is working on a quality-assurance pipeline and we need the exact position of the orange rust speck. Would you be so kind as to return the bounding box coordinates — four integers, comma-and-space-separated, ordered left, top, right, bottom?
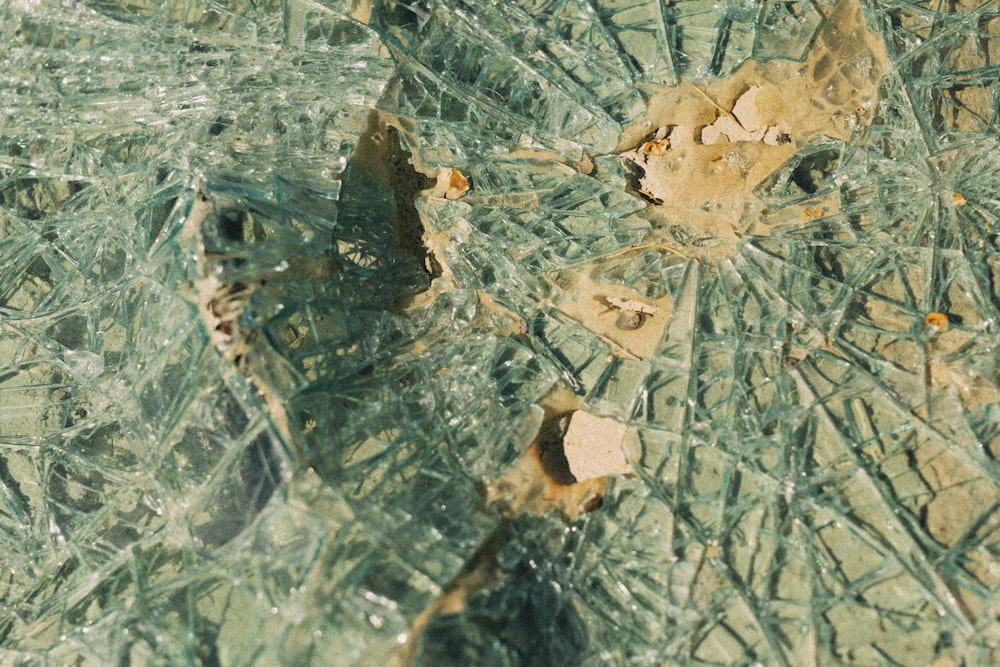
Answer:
802, 208, 823, 220
443, 168, 470, 199
925, 312, 949, 330
951, 192, 967, 207
641, 139, 669, 157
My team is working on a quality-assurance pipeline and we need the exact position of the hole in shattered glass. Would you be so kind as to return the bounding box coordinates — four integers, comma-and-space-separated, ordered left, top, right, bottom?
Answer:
217, 208, 250, 243
536, 412, 576, 485
208, 116, 231, 136
789, 147, 840, 194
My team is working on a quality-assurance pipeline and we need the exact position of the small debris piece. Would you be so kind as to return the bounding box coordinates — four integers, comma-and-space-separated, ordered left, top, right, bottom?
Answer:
763, 126, 792, 146
601, 296, 659, 331
605, 296, 659, 315
641, 128, 670, 156
446, 169, 470, 199
951, 192, 967, 207
575, 153, 594, 175
925, 311, 949, 331
620, 126, 673, 203
701, 115, 756, 145
432, 167, 471, 199
731, 86, 765, 136
701, 86, 790, 146
562, 411, 632, 482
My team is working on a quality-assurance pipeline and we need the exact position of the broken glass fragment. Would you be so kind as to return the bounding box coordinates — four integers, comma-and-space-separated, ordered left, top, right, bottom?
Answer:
753, 0, 823, 62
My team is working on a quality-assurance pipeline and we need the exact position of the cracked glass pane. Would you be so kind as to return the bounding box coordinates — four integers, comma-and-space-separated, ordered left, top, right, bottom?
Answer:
3, 0, 1000, 663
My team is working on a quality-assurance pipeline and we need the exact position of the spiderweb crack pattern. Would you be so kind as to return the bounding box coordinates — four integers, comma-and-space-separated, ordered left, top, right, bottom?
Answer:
2, 0, 1000, 663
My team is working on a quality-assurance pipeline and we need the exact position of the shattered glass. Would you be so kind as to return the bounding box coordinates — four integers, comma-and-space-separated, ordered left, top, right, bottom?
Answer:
2, 0, 1000, 663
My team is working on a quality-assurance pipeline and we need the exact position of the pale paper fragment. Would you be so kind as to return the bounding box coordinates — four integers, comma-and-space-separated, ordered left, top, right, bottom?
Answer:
563, 411, 633, 482
731, 85, 763, 132
701, 86, 784, 145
